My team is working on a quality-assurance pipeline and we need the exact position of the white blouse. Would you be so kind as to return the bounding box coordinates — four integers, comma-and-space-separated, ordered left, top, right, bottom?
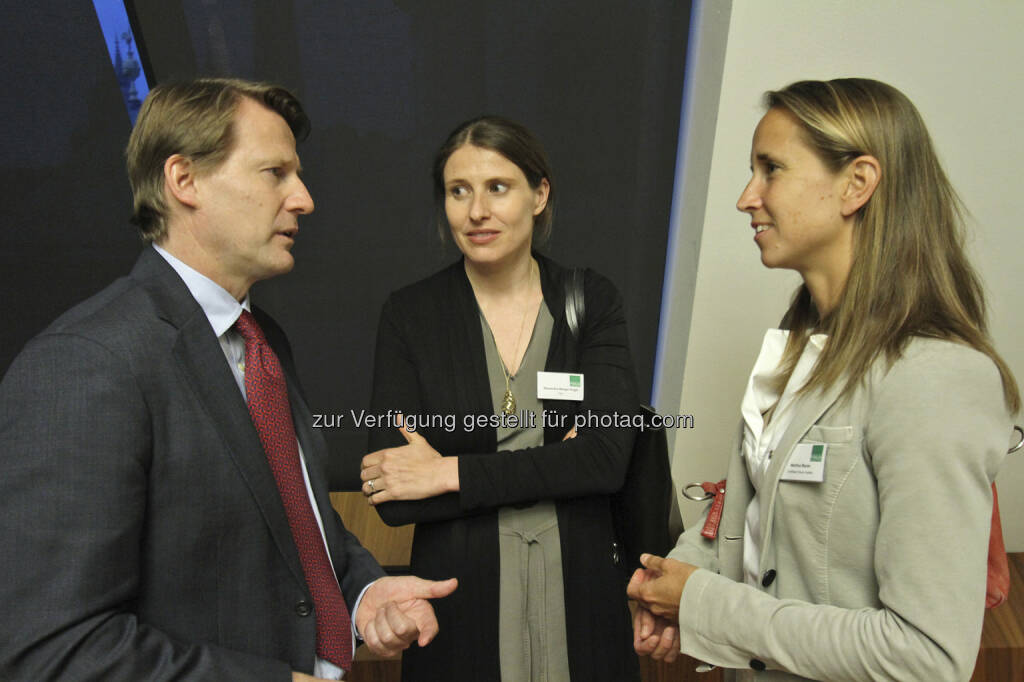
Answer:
740, 329, 827, 588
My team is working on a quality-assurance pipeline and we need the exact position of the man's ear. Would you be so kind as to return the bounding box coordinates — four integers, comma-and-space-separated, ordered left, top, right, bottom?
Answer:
840, 154, 881, 217
164, 154, 200, 209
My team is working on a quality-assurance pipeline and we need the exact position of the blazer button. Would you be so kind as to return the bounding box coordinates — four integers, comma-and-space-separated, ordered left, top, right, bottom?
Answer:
295, 600, 313, 617
750, 658, 766, 671
761, 569, 776, 587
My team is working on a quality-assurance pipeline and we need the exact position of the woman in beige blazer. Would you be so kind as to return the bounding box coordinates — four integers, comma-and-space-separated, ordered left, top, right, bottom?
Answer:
628, 78, 1020, 681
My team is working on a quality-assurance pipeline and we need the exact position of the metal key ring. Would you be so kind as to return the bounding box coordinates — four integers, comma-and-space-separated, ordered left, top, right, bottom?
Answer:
682, 483, 714, 502
1010, 425, 1024, 454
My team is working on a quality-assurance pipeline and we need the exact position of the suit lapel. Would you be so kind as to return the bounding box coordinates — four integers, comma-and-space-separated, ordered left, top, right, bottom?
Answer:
135, 249, 307, 589
758, 380, 844, 552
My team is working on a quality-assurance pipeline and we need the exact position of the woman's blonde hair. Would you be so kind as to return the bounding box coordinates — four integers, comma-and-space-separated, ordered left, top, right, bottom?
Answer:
768, 78, 1019, 413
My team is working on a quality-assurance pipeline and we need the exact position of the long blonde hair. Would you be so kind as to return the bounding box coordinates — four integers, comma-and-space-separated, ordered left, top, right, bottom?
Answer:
767, 78, 1019, 413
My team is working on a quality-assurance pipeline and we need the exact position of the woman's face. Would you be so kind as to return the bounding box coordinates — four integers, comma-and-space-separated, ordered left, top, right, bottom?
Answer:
443, 144, 549, 269
737, 108, 854, 286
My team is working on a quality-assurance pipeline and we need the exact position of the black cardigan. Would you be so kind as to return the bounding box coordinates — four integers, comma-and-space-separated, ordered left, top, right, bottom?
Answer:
369, 253, 640, 681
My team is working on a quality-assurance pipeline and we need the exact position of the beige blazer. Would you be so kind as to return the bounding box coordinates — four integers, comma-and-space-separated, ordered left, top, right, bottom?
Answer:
668, 338, 1012, 681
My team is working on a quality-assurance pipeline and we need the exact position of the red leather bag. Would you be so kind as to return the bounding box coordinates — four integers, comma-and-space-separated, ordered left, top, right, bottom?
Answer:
987, 483, 1009, 609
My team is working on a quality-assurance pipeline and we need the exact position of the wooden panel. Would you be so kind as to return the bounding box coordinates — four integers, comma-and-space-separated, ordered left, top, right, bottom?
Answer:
330, 491, 414, 568
972, 552, 1024, 681
350, 648, 400, 682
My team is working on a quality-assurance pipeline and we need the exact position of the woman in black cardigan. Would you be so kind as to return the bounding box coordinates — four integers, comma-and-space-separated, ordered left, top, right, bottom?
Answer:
360, 116, 640, 681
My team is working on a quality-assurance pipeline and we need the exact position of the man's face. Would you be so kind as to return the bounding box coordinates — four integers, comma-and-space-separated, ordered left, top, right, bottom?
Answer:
190, 96, 314, 299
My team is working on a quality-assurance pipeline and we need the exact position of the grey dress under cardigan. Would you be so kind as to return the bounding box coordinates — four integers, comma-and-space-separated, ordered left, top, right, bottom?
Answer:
480, 303, 572, 681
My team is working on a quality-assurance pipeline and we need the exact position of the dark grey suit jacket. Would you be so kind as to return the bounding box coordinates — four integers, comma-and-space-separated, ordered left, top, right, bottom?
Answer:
0, 248, 384, 681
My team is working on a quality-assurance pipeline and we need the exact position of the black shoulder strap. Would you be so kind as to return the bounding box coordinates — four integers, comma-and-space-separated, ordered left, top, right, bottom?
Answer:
564, 268, 585, 339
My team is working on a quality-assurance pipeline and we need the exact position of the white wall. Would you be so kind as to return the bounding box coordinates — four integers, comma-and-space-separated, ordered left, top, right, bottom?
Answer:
664, 0, 1024, 549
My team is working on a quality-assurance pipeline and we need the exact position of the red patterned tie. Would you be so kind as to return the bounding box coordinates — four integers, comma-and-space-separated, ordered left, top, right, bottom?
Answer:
234, 310, 352, 671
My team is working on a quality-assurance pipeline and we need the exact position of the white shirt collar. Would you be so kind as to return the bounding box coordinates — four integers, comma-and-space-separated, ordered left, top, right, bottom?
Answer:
740, 329, 827, 446
151, 243, 250, 337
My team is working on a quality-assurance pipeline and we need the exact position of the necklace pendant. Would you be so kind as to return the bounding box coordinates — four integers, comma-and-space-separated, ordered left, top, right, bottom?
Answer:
501, 388, 516, 416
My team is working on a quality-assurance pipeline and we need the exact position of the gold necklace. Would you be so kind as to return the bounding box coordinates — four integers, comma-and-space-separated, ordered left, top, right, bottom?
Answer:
476, 260, 535, 416
499, 300, 531, 415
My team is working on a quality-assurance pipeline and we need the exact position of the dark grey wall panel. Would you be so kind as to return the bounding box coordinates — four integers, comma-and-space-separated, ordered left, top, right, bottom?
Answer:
4, 1, 689, 489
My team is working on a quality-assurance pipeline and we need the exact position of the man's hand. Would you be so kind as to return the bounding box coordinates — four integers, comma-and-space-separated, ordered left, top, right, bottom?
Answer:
626, 554, 697, 621
355, 575, 458, 657
361, 421, 458, 503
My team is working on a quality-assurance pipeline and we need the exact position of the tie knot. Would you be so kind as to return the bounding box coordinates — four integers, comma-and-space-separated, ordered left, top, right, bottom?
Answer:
234, 309, 263, 344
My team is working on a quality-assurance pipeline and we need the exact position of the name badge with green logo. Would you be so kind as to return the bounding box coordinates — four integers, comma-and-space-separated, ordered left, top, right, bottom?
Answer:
780, 442, 827, 482
536, 371, 585, 401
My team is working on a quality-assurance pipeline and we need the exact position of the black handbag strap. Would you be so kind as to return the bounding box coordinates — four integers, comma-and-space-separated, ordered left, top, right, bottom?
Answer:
563, 266, 674, 570
564, 268, 585, 339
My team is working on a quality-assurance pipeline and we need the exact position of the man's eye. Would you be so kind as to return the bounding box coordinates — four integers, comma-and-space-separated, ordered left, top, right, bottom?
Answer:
265, 167, 283, 178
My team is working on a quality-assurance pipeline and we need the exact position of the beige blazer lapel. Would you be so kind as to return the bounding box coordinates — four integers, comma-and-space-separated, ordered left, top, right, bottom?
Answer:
758, 380, 845, 553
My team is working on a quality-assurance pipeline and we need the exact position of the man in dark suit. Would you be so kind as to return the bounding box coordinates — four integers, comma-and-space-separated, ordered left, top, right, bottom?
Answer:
0, 78, 455, 681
